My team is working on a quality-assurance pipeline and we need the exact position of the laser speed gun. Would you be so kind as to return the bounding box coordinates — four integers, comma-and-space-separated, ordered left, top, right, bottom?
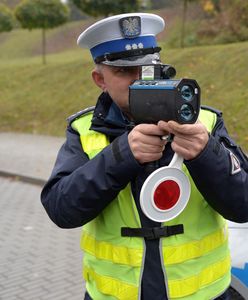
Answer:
129, 64, 201, 125
129, 64, 201, 222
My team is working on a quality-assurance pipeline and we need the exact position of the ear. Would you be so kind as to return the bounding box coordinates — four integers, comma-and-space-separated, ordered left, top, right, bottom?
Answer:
92, 68, 106, 92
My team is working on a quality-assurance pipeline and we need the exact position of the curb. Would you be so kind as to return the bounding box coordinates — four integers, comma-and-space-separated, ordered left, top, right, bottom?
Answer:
0, 170, 46, 187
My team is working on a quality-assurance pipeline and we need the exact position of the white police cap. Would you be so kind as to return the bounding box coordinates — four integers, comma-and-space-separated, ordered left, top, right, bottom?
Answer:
77, 13, 165, 66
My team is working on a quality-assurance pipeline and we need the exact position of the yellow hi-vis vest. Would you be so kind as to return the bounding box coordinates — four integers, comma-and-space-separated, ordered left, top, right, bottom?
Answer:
72, 108, 231, 300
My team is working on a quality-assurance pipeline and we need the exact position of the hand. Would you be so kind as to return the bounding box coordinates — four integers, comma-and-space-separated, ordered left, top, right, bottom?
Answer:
157, 120, 209, 160
128, 124, 167, 164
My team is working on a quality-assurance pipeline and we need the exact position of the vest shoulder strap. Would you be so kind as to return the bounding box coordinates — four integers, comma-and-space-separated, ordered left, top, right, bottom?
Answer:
70, 108, 109, 158
200, 105, 222, 117
199, 106, 220, 133
67, 106, 95, 126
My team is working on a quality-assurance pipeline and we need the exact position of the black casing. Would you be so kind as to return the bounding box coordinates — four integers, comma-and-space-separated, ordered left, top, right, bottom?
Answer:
129, 78, 201, 124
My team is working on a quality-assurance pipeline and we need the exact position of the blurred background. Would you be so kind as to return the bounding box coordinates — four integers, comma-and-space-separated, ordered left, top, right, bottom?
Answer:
0, 0, 247, 151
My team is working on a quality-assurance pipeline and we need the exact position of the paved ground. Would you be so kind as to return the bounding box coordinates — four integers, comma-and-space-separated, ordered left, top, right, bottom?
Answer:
0, 133, 85, 300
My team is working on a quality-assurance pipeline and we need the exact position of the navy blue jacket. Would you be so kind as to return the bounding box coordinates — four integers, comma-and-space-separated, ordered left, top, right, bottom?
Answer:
41, 92, 248, 300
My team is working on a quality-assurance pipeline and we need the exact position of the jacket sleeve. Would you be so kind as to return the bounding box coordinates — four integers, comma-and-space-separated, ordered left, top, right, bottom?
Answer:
185, 115, 248, 223
40, 126, 143, 228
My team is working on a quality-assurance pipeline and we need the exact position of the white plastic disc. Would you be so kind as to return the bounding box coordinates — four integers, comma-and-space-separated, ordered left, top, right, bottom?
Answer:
140, 166, 190, 222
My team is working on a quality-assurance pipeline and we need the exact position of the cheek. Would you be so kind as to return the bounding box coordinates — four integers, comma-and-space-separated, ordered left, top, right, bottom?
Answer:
118, 79, 133, 94
109, 86, 129, 109
103, 76, 133, 110
109, 79, 129, 96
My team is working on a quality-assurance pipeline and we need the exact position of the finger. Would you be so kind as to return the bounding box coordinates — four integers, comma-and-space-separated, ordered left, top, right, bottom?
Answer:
136, 151, 164, 164
170, 142, 192, 160
133, 134, 166, 148
139, 143, 166, 153
157, 120, 170, 132
136, 123, 166, 137
167, 120, 205, 136
171, 135, 208, 160
131, 127, 167, 147
158, 120, 198, 136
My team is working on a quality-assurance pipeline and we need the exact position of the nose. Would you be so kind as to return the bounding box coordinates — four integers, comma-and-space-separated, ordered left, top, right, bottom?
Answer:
134, 67, 140, 79
130, 67, 140, 84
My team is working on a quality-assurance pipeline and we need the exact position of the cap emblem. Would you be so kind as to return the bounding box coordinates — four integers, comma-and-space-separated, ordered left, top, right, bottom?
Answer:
119, 16, 141, 38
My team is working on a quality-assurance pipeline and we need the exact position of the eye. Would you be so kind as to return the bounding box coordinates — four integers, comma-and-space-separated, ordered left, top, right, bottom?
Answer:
114, 66, 139, 75
117, 67, 126, 73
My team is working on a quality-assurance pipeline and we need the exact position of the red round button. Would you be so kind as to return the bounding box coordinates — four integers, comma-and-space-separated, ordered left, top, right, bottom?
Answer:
153, 180, 180, 210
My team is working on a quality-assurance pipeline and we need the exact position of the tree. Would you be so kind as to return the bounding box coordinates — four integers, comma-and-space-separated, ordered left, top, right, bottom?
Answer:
200, 0, 248, 43
149, 0, 181, 9
226, 0, 248, 41
67, 1, 87, 21
180, 0, 199, 48
71, 0, 140, 18
1, 0, 21, 9
0, 3, 15, 33
15, 0, 70, 64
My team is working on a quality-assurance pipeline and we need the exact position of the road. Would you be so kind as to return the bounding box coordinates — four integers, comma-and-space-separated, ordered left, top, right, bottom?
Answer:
0, 177, 85, 300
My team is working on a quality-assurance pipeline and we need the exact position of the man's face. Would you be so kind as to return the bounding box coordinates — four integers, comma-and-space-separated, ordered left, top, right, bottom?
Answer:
92, 64, 140, 115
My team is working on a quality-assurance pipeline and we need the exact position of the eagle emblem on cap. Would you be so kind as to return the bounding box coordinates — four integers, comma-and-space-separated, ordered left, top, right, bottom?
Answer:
119, 16, 141, 38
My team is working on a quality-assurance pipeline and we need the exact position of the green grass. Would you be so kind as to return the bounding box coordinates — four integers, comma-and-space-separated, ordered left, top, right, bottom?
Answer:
0, 24, 247, 152
0, 49, 96, 136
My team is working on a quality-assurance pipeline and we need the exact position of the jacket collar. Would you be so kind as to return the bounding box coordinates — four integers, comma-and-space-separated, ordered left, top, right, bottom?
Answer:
90, 92, 132, 137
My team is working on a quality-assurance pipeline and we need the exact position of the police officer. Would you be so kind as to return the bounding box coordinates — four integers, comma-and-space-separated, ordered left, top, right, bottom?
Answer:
41, 13, 248, 300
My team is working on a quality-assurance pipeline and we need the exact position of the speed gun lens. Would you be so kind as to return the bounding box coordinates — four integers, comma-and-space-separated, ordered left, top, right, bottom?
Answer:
181, 85, 194, 101
180, 104, 194, 122
153, 180, 180, 210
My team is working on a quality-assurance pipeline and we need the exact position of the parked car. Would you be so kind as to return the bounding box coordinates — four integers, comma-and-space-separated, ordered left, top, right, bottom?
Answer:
229, 221, 248, 299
